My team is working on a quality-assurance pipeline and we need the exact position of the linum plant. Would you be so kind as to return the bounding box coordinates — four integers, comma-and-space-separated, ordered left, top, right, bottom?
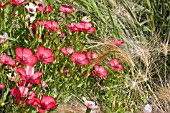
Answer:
0, 0, 111, 113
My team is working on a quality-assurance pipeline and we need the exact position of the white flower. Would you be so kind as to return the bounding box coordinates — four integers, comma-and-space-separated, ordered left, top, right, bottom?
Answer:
25, 14, 30, 20
82, 97, 99, 109
144, 104, 152, 113
30, 16, 36, 23
0, 32, 9, 43
82, 16, 91, 22
25, 2, 38, 14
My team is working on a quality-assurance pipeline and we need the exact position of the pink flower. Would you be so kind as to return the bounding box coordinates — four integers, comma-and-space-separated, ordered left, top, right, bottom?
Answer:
112, 39, 124, 46
11, 86, 29, 103
16, 65, 43, 85
94, 64, 108, 78
0, 53, 16, 66
61, 46, 73, 56
71, 52, 89, 66
38, 94, 57, 113
15, 47, 38, 66
10, 0, 28, 5
0, 84, 6, 89
44, 20, 60, 32
109, 58, 123, 71
59, 5, 74, 14
36, 46, 55, 64
0, 2, 10, 8
42, 81, 47, 89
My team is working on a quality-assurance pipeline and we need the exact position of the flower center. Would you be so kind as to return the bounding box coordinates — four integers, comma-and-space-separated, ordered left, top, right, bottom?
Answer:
41, 104, 46, 110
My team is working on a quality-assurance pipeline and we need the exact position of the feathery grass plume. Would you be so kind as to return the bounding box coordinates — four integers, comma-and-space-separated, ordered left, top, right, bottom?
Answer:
87, 37, 134, 68
161, 38, 169, 57
146, 85, 170, 113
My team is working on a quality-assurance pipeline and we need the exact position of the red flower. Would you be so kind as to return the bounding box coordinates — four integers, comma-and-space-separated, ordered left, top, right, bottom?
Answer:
38, 94, 56, 113
44, 5, 52, 14
36, 46, 55, 64
36, 4, 45, 12
66, 22, 96, 34
37, 20, 44, 26
15, 47, 38, 66
70, 52, 89, 66
66, 23, 79, 32
26, 91, 40, 107
59, 5, 74, 14
10, 0, 28, 5
36, 4, 52, 14
94, 64, 108, 78
109, 58, 123, 71
0, 84, 6, 89
88, 26, 96, 34
27, 23, 36, 33
44, 20, 60, 32
0, 2, 10, 8
0, 53, 16, 66
112, 39, 124, 46
16, 65, 43, 85
61, 46, 73, 56
11, 86, 29, 103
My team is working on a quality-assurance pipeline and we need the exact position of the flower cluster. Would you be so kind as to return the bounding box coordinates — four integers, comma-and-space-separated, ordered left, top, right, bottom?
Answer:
37, 20, 61, 32
0, 46, 56, 113
67, 21, 96, 34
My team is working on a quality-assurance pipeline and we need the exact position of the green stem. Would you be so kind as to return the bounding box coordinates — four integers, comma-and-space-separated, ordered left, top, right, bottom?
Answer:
86, 108, 91, 113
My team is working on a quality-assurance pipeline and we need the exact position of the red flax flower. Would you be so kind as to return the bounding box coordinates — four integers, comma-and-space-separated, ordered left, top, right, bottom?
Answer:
38, 94, 56, 113
44, 20, 60, 32
0, 53, 16, 66
0, 2, 10, 8
11, 86, 29, 103
10, 0, 28, 5
59, 5, 74, 14
26, 91, 40, 107
112, 39, 124, 46
44, 5, 53, 14
36, 46, 55, 64
61, 46, 73, 56
109, 58, 123, 71
94, 64, 108, 78
70, 52, 89, 66
16, 65, 43, 85
66, 22, 96, 34
15, 47, 38, 66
